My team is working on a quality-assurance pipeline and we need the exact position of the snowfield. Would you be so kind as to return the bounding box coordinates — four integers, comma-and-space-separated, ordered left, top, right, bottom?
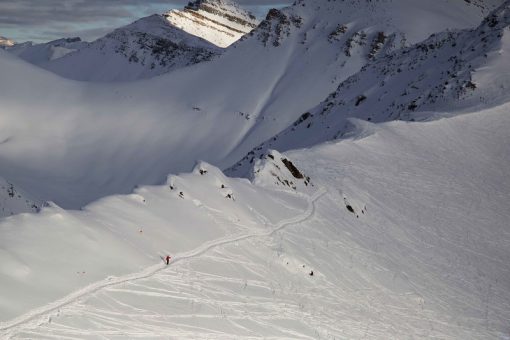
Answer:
1, 105, 510, 338
1, 0, 510, 338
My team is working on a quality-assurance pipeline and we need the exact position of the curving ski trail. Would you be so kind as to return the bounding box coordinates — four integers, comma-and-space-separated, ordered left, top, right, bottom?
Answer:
0, 188, 326, 338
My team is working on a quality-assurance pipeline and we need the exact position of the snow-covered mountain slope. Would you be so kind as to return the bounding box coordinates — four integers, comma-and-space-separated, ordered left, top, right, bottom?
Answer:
39, 14, 221, 82
193, 0, 505, 168
0, 162, 313, 323
0, 0, 502, 209
228, 1, 510, 176
4, 36, 85, 60
10, 0, 257, 82
1, 104, 509, 338
6, 37, 87, 64
164, 0, 259, 48
0, 177, 41, 218
0, 36, 15, 48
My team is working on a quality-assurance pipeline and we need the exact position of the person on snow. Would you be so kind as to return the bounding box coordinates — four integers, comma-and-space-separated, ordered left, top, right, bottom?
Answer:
165, 255, 171, 265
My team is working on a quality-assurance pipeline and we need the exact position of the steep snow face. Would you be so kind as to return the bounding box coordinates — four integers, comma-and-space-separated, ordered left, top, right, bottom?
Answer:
213, 0, 505, 166
6, 37, 86, 64
0, 36, 15, 48
228, 1, 510, 176
164, 0, 259, 48
1, 106, 509, 338
38, 15, 221, 82
0, 177, 41, 218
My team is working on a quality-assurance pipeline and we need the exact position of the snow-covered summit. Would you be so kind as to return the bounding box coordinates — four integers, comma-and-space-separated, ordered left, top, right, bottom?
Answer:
40, 14, 222, 82
164, 0, 259, 47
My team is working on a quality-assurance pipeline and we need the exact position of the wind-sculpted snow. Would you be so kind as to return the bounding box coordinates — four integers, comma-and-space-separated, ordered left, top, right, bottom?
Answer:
2, 106, 509, 338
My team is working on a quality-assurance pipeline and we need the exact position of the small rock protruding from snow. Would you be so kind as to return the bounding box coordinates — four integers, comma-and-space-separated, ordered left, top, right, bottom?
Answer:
0, 177, 41, 217
249, 150, 313, 192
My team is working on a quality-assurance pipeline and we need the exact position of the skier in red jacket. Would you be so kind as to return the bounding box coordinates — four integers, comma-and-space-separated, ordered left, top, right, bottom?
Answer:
165, 255, 171, 265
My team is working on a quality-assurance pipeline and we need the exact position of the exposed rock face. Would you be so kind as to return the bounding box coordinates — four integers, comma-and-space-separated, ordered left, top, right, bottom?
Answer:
93, 14, 221, 70
249, 150, 313, 193
164, 0, 259, 47
253, 8, 303, 47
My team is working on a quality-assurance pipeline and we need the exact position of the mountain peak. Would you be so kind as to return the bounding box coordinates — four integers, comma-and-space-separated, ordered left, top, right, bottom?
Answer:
0, 36, 15, 47
164, 0, 259, 47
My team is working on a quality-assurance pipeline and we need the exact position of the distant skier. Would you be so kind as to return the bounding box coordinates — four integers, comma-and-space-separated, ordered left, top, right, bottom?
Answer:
165, 255, 171, 265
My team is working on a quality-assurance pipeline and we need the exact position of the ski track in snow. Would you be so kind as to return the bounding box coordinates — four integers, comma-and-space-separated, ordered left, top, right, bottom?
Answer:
0, 188, 326, 338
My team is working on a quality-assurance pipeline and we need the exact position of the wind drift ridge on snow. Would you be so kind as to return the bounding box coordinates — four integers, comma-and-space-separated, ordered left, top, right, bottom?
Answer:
0, 161, 313, 324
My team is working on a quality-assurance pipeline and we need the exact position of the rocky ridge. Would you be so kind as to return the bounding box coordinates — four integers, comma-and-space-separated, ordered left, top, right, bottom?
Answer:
228, 1, 510, 176
164, 0, 259, 47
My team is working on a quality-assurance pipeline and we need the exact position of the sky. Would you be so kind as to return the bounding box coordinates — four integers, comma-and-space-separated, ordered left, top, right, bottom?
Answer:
0, 0, 292, 43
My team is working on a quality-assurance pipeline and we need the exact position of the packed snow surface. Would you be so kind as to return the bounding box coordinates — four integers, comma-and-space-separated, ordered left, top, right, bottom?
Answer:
1, 105, 509, 338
